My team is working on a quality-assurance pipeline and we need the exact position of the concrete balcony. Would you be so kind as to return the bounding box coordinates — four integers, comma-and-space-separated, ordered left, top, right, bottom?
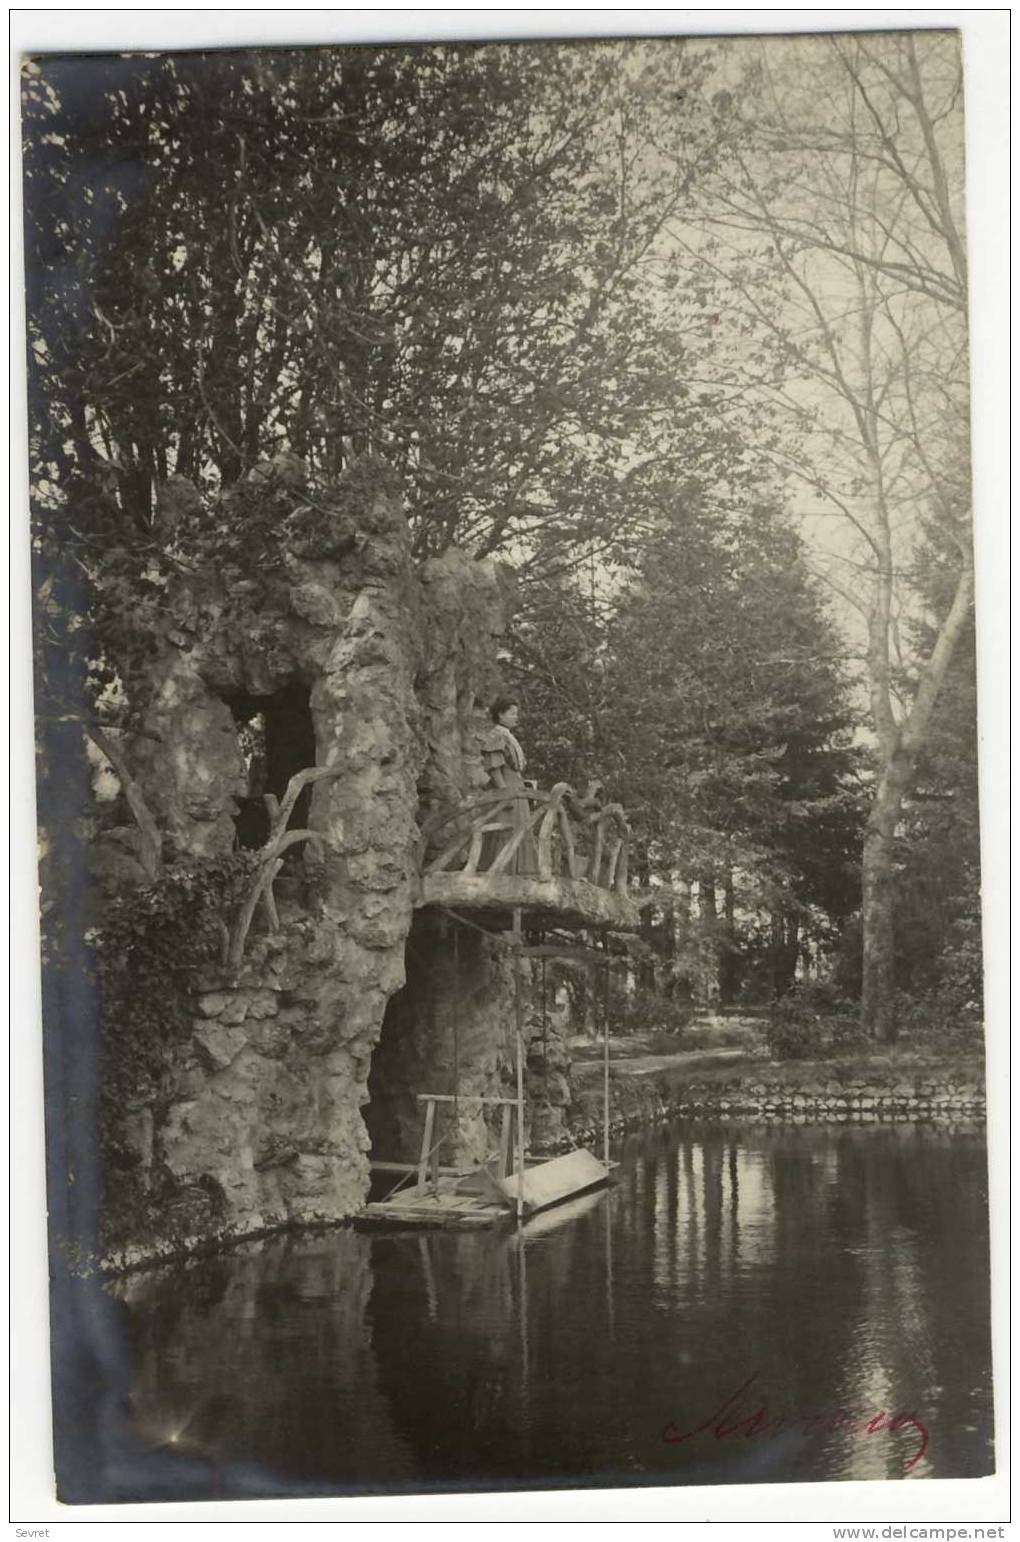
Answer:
415, 784, 641, 932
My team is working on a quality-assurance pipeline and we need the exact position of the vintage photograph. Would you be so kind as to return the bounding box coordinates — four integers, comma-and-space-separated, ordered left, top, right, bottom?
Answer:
20, 21, 995, 1510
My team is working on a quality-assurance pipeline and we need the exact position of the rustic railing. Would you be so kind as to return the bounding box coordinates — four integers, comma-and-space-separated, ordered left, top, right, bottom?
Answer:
419, 783, 630, 898
226, 763, 342, 970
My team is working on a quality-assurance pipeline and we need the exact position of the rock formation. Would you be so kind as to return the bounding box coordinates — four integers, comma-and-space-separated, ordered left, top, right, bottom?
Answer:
88, 459, 527, 1266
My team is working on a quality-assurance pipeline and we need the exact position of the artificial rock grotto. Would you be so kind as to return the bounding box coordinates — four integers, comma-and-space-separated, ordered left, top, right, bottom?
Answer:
82, 459, 588, 1267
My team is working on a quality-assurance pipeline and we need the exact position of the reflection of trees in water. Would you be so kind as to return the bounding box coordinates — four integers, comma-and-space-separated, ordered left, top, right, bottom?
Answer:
830, 1138, 933, 1480
368, 1225, 506, 1470
113, 1231, 414, 1490
109, 1125, 991, 1496
368, 1194, 634, 1483
613, 1123, 991, 1485
829, 1131, 993, 1480
367, 1228, 518, 1477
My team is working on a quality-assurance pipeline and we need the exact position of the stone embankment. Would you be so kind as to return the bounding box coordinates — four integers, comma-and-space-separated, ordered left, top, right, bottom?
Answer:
562, 1056, 986, 1149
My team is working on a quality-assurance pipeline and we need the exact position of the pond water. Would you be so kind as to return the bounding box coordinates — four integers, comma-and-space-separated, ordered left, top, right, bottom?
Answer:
96, 1122, 993, 1501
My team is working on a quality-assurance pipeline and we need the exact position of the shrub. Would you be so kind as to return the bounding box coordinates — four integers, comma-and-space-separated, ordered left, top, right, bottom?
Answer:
891, 916, 984, 1051
764, 984, 861, 1060
893, 992, 983, 1054
614, 988, 693, 1044
826, 1014, 872, 1057
764, 1000, 823, 1060
794, 980, 858, 1016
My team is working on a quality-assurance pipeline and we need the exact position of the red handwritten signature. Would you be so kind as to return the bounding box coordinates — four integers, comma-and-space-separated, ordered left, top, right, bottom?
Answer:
662, 1371, 929, 1473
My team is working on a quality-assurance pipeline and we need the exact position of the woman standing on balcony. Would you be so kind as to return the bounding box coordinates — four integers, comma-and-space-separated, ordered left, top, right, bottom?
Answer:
481, 697, 537, 875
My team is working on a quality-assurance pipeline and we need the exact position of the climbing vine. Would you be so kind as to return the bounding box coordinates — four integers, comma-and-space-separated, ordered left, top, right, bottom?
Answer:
94, 853, 261, 1169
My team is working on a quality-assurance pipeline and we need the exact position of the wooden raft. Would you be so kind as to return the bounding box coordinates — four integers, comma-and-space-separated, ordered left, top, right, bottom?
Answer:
354, 1184, 508, 1232
356, 1149, 611, 1231
487, 1148, 611, 1215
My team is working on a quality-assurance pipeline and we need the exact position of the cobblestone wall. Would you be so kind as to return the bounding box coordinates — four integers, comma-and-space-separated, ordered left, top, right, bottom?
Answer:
564, 1062, 986, 1151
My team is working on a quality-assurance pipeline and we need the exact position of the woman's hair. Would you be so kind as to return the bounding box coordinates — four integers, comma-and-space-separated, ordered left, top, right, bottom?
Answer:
489, 695, 519, 723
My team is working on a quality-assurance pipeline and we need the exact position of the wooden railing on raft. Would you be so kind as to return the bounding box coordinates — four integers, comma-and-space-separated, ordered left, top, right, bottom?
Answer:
419, 783, 631, 898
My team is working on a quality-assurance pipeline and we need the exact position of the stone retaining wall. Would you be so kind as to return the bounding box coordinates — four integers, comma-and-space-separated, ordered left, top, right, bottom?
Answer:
562, 1060, 986, 1150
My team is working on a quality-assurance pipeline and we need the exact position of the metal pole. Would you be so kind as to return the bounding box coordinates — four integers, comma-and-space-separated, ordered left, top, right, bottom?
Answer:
452, 920, 460, 1149
604, 1187, 615, 1342
512, 906, 525, 1221
602, 971, 610, 1168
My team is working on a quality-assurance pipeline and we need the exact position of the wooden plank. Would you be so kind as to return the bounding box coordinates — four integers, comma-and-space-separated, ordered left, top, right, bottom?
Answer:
355, 1207, 504, 1233
415, 1093, 520, 1106
371, 1161, 463, 1177
492, 1148, 610, 1216
356, 1185, 510, 1232
518, 943, 613, 963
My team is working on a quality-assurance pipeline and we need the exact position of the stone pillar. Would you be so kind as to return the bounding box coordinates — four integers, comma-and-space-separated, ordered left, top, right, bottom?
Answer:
417, 552, 512, 816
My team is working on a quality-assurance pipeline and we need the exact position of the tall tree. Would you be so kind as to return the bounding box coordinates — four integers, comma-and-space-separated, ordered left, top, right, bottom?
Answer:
663, 31, 974, 1037
23, 42, 732, 565
23, 38, 756, 768
509, 487, 861, 999
891, 508, 982, 1024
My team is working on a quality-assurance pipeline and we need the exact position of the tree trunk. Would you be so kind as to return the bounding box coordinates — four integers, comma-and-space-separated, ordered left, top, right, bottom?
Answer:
699, 873, 719, 1011
636, 843, 655, 992
860, 750, 914, 1042
659, 898, 677, 998
768, 909, 800, 1000
719, 869, 738, 1005
860, 558, 974, 1042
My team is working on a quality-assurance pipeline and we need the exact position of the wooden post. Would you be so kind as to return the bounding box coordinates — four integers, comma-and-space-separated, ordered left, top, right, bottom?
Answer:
604, 1187, 615, 1342
417, 1097, 436, 1194
498, 1103, 513, 1179
517, 1212, 529, 1400
452, 920, 460, 1150
512, 906, 525, 1221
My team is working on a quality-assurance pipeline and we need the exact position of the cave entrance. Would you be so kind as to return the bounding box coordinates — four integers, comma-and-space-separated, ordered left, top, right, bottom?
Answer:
365, 912, 504, 1174
225, 681, 316, 850
365, 913, 446, 1168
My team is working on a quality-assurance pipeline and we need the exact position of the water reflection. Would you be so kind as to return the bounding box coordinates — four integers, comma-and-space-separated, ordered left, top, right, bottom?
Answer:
105, 1123, 992, 1499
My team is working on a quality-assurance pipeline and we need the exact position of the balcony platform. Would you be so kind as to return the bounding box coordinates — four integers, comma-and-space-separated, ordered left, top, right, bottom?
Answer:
417, 782, 640, 933
417, 870, 640, 931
